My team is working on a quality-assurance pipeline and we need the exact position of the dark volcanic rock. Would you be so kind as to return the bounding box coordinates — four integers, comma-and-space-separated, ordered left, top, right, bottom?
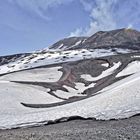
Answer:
95, 28, 140, 44
80, 28, 140, 49
0, 115, 140, 140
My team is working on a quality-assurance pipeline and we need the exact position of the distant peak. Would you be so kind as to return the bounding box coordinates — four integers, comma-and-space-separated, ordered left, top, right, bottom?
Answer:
47, 28, 140, 51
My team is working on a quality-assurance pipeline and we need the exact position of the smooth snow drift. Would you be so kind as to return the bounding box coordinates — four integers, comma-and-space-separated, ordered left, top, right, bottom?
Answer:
0, 67, 62, 82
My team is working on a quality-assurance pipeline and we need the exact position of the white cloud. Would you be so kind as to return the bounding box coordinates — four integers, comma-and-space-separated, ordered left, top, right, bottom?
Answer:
127, 24, 133, 29
70, 0, 140, 37
70, 0, 117, 37
86, 0, 117, 35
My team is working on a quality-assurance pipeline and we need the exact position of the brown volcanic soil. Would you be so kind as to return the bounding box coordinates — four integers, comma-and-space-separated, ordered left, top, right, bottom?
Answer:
0, 115, 140, 140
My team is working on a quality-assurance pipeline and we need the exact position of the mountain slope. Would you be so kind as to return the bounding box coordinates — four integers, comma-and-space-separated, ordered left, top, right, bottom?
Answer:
49, 28, 140, 50
0, 29, 140, 129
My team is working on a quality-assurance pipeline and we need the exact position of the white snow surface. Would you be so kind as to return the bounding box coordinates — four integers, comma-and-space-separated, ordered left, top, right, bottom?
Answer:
116, 61, 140, 77
0, 71, 140, 129
0, 67, 62, 82
131, 55, 140, 58
58, 44, 64, 49
0, 82, 62, 114
67, 40, 82, 49
81, 62, 121, 81
101, 63, 109, 67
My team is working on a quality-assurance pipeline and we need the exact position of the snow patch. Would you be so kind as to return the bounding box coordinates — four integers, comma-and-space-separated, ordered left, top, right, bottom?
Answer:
131, 55, 140, 58
101, 63, 109, 67
54, 82, 95, 99
116, 61, 140, 77
58, 44, 64, 49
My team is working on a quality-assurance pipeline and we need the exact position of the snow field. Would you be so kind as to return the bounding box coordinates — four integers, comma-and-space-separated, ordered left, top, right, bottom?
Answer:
0, 71, 140, 129
0, 67, 62, 82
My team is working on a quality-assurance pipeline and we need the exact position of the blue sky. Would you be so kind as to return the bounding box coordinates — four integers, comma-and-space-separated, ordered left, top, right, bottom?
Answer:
0, 0, 140, 56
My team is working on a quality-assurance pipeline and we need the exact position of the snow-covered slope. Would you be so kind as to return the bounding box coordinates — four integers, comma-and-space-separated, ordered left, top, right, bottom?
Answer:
0, 48, 132, 75
0, 64, 140, 129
